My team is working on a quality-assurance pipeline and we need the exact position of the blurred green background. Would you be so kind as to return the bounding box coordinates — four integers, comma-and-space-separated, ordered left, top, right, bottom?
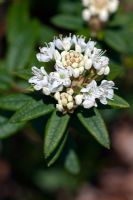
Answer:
0, 0, 133, 199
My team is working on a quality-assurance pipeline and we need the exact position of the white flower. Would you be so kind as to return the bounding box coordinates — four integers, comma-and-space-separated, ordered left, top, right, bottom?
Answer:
29, 34, 116, 113
36, 42, 55, 62
98, 80, 115, 104
29, 66, 49, 91
81, 80, 99, 108
49, 68, 71, 93
82, 0, 119, 22
54, 35, 72, 51
72, 35, 87, 53
90, 48, 109, 74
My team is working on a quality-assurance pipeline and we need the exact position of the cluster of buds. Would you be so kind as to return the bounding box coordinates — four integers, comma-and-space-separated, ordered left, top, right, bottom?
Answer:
82, 0, 119, 29
29, 34, 116, 114
54, 89, 75, 113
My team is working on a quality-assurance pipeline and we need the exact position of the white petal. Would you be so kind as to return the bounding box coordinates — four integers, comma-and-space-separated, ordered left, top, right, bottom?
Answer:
54, 39, 63, 50
99, 97, 107, 105
42, 87, 51, 95
83, 99, 95, 109
34, 84, 42, 91
54, 50, 61, 61
36, 53, 50, 62
75, 44, 82, 53
85, 58, 92, 70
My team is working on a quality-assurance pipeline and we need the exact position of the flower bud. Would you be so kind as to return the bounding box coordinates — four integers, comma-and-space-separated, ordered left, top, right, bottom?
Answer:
75, 94, 83, 105
67, 95, 73, 102
67, 102, 74, 110
82, 9, 91, 21
67, 88, 74, 95
54, 92, 60, 100
104, 66, 110, 75
73, 68, 80, 78
61, 98, 68, 106
56, 104, 64, 112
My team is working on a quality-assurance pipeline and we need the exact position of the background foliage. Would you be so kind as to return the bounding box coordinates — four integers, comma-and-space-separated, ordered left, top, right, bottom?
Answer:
0, 0, 133, 199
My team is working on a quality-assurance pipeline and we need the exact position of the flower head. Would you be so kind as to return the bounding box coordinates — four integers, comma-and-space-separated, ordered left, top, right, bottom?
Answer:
29, 35, 116, 113
82, 0, 119, 22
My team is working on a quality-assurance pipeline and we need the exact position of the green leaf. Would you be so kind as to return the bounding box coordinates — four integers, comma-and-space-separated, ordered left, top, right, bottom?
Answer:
0, 67, 13, 91
64, 150, 80, 175
44, 111, 70, 159
109, 13, 133, 27
39, 25, 57, 43
47, 132, 68, 167
51, 14, 83, 30
14, 69, 32, 80
104, 28, 133, 54
78, 108, 110, 148
33, 169, 77, 191
6, 20, 40, 71
7, 1, 30, 44
108, 62, 125, 80
10, 100, 54, 122
59, 2, 82, 15
0, 94, 33, 111
0, 116, 25, 139
108, 94, 129, 108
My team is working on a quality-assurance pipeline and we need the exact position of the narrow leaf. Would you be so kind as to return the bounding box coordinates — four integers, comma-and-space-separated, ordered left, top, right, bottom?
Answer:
44, 111, 70, 159
0, 116, 25, 139
108, 94, 129, 108
0, 94, 33, 111
64, 150, 80, 175
47, 132, 68, 167
51, 14, 83, 30
10, 100, 54, 122
78, 108, 110, 148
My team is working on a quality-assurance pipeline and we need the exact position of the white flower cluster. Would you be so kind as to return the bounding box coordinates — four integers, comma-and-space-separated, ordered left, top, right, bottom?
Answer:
82, 0, 119, 22
29, 35, 116, 113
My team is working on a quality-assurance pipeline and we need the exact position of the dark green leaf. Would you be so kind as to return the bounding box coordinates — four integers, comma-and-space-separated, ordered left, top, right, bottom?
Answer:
108, 62, 125, 80
104, 29, 133, 54
10, 100, 54, 122
39, 25, 57, 43
78, 108, 110, 148
0, 94, 33, 111
44, 111, 70, 159
7, 1, 30, 44
51, 14, 83, 30
64, 150, 80, 175
0, 116, 25, 139
6, 20, 40, 71
108, 94, 129, 108
47, 132, 68, 167
14, 69, 32, 80
109, 13, 133, 27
